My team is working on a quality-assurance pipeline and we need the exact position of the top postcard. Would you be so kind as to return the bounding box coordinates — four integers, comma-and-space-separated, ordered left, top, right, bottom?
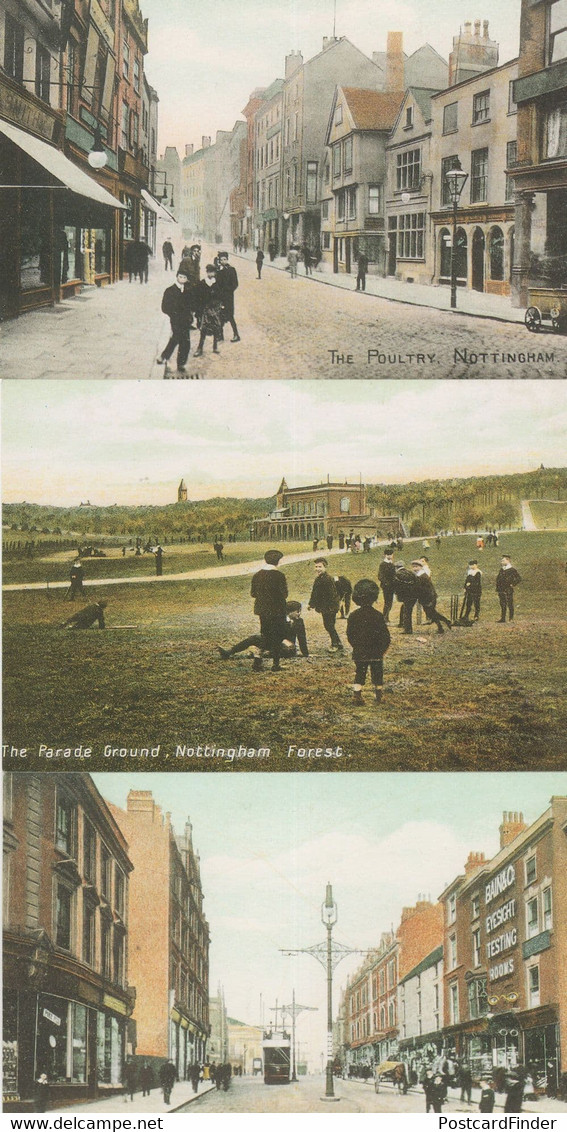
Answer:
1, 0, 567, 379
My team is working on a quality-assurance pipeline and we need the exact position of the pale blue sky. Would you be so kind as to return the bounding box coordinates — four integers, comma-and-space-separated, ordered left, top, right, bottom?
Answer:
140, 0, 522, 156
2, 380, 565, 507
94, 772, 566, 1061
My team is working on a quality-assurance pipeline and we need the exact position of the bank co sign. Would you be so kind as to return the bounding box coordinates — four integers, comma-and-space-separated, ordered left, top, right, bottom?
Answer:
485, 864, 518, 981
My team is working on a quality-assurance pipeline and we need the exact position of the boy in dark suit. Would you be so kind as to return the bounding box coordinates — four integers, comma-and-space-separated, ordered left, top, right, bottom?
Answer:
496, 554, 521, 621
308, 558, 342, 651
157, 269, 193, 372
346, 578, 390, 705
250, 549, 288, 671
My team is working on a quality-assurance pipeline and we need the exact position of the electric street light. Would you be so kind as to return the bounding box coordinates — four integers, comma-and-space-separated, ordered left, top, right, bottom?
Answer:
445, 159, 468, 310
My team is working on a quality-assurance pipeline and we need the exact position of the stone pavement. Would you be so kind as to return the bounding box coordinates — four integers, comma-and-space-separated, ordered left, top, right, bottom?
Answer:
236, 247, 527, 324
49, 1079, 216, 1114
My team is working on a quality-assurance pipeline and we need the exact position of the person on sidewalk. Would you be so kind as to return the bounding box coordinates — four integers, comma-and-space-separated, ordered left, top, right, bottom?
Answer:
355, 251, 368, 291
216, 251, 240, 341
193, 265, 224, 356
308, 558, 343, 651
162, 239, 174, 271
346, 578, 390, 706
190, 1063, 201, 1093
479, 1081, 495, 1112
140, 1063, 153, 1097
123, 1060, 137, 1101
157, 269, 193, 373
159, 1059, 176, 1105
459, 1061, 473, 1103
496, 554, 521, 622
256, 248, 264, 279
287, 244, 299, 278
249, 549, 288, 672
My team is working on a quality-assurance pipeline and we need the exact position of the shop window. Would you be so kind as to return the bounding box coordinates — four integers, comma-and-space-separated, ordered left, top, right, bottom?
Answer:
37, 995, 69, 1082
471, 148, 488, 202
550, 0, 567, 63
443, 102, 458, 134
20, 189, 52, 292
4, 15, 24, 84
545, 103, 567, 158
489, 227, 504, 280
439, 227, 452, 277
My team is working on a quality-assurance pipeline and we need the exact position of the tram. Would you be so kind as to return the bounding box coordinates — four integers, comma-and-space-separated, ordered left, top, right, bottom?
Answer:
262, 1030, 291, 1084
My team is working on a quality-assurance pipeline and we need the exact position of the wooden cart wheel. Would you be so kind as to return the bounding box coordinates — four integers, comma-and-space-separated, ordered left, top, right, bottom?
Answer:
525, 306, 542, 332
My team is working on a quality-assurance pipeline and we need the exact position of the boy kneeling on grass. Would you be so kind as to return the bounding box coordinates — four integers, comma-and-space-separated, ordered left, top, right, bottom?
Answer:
346, 579, 390, 706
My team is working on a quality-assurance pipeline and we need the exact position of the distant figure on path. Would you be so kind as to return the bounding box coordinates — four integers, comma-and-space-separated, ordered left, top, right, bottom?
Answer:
69, 559, 84, 600
287, 245, 299, 278
256, 248, 264, 279
356, 251, 368, 291
216, 251, 240, 341
162, 239, 174, 270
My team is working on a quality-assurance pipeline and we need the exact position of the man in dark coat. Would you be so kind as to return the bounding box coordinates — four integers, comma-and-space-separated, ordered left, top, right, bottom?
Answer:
346, 578, 390, 704
479, 1081, 495, 1112
193, 266, 224, 355
60, 601, 107, 629
69, 559, 84, 600
459, 1061, 473, 1103
496, 554, 521, 621
308, 558, 342, 651
159, 1060, 176, 1105
256, 248, 264, 278
250, 549, 288, 671
123, 1060, 137, 1100
157, 270, 194, 372
140, 1063, 153, 1096
393, 561, 419, 633
356, 251, 368, 291
130, 239, 152, 283
411, 561, 452, 633
216, 252, 240, 341
378, 550, 396, 622
463, 560, 482, 620
162, 239, 174, 270
178, 244, 201, 287
334, 574, 352, 618
155, 545, 164, 575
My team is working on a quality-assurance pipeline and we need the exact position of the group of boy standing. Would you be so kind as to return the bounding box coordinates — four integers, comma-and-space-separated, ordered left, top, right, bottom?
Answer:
218, 544, 522, 706
158, 244, 240, 371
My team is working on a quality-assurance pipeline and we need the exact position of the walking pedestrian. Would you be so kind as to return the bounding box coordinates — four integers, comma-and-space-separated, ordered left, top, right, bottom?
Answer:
213, 539, 224, 561
157, 269, 194, 372
303, 245, 313, 275
69, 559, 84, 601
346, 578, 390, 705
308, 558, 343, 651
216, 251, 240, 341
155, 545, 163, 575
178, 244, 201, 287
496, 554, 521, 622
190, 1063, 201, 1093
256, 248, 264, 279
431, 1075, 446, 1113
249, 549, 288, 672
123, 1060, 137, 1101
35, 1073, 50, 1113
159, 1060, 176, 1105
479, 1081, 495, 1112
459, 1061, 473, 1103
140, 1063, 153, 1097
162, 239, 174, 270
504, 1071, 524, 1112
193, 265, 224, 356
287, 244, 299, 278
355, 251, 368, 291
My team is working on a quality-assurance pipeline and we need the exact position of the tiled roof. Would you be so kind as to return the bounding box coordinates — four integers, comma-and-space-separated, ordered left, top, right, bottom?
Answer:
341, 87, 405, 130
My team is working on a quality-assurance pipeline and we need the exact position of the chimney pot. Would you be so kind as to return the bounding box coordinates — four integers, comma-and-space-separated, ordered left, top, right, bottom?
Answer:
474, 18, 481, 36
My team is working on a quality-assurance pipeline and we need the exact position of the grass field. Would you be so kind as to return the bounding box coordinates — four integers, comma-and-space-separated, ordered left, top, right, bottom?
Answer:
3, 531, 567, 772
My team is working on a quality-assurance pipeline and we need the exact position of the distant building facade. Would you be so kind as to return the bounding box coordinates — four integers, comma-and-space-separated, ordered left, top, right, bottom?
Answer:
227, 1018, 263, 1075
251, 477, 403, 542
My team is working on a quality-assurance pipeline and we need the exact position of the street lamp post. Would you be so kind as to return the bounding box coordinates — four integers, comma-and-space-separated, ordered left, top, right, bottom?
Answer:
281, 990, 317, 1082
445, 159, 469, 310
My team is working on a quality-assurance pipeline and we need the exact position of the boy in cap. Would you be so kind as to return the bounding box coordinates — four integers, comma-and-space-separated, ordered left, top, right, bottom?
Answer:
249, 550, 288, 671
157, 269, 194, 372
411, 560, 452, 633
308, 558, 342, 651
217, 600, 308, 670
346, 579, 390, 705
216, 251, 240, 341
378, 549, 396, 622
496, 554, 521, 622
463, 560, 482, 620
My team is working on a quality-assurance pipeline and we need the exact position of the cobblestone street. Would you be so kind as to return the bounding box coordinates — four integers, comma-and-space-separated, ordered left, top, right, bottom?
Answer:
2, 246, 566, 379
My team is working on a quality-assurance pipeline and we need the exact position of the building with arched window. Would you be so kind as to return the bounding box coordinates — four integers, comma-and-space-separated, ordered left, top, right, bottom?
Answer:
430, 36, 518, 296
250, 477, 403, 542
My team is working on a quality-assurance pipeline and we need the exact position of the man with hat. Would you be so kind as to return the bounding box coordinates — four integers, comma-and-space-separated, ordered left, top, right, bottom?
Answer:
411, 560, 452, 634
249, 550, 288, 671
157, 269, 194, 372
216, 251, 240, 342
496, 554, 521, 622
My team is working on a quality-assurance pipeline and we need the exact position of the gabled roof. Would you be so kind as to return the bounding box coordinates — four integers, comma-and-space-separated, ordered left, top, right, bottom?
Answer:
391, 86, 442, 133
341, 87, 405, 131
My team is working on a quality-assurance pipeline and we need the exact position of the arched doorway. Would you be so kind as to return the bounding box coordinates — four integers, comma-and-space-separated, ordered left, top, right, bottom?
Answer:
439, 227, 451, 279
489, 227, 504, 282
472, 228, 485, 292
509, 227, 515, 281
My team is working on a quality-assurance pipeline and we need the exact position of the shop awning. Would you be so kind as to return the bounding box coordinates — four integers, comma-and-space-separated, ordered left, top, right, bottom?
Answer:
0, 117, 125, 209
141, 188, 177, 222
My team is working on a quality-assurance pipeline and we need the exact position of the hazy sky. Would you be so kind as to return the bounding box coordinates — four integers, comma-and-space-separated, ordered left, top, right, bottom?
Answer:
140, 0, 522, 156
94, 772, 566, 1064
2, 380, 565, 508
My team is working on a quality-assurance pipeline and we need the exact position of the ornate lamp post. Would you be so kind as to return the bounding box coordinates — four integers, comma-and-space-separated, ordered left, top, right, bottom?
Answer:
445, 159, 469, 309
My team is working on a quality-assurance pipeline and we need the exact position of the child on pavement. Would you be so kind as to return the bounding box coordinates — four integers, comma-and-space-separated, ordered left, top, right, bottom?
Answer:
346, 578, 390, 705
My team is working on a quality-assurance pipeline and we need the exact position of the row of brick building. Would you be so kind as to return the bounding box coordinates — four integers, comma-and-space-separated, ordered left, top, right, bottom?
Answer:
0, 0, 170, 320
337, 798, 567, 1095
163, 0, 566, 307
250, 476, 404, 543
3, 776, 209, 1110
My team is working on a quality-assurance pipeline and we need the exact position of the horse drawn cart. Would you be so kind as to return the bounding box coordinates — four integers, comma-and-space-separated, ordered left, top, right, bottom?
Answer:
525, 285, 567, 334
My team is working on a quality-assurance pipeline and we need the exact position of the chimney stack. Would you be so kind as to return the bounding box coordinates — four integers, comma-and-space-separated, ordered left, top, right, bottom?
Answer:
386, 31, 404, 93
202, 135, 211, 149
464, 851, 486, 876
185, 143, 193, 158
499, 811, 527, 849
449, 18, 499, 85
285, 50, 303, 78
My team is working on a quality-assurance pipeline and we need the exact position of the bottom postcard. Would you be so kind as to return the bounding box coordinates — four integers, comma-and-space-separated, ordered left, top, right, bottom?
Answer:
3, 769, 567, 1118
